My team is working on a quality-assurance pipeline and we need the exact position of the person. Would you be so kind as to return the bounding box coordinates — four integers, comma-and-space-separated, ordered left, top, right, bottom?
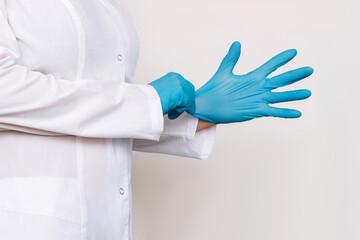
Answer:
0, 1, 313, 239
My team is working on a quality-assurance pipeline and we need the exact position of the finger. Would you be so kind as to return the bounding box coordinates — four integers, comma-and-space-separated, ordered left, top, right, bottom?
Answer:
267, 66, 314, 89
187, 96, 196, 115
168, 92, 196, 119
256, 49, 297, 77
168, 102, 195, 119
184, 84, 196, 113
168, 109, 184, 119
264, 106, 302, 118
177, 74, 194, 92
184, 80, 195, 94
216, 41, 241, 74
266, 89, 311, 104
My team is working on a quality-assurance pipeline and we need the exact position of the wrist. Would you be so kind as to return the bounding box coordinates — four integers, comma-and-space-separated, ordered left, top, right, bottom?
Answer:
196, 118, 216, 132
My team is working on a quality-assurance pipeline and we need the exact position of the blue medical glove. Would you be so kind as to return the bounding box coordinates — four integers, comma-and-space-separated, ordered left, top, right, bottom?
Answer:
148, 72, 195, 118
178, 41, 313, 123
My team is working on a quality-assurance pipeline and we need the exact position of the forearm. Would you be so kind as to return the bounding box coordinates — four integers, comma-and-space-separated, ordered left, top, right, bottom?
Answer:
196, 118, 216, 132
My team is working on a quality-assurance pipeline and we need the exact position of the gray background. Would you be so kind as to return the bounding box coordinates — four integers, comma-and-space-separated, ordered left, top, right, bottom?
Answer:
123, 0, 360, 239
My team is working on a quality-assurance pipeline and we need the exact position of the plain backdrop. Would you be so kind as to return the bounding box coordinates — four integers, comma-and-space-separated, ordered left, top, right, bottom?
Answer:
121, 0, 360, 239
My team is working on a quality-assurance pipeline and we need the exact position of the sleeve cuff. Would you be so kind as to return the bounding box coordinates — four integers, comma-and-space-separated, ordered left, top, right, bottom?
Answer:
192, 124, 217, 160
161, 112, 199, 137
139, 84, 164, 141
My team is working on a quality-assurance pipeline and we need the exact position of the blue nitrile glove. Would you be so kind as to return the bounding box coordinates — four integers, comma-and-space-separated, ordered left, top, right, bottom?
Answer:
171, 41, 313, 123
148, 72, 196, 118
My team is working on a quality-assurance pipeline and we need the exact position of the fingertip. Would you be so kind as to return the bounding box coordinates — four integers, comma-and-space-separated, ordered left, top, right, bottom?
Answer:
285, 109, 302, 118
232, 41, 241, 48
222, 41, 241, 70
287, 49, 298, 58
301, 66, 314, 75
168, 112, 181, 120
273, 49, 297, 65
299, 89, 312, 99
293, 110, 302, 118
229, 41, 241, 56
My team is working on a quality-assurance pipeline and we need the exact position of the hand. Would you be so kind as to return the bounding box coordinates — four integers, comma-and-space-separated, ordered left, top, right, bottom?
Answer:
188, 41, 313, 124
148, 72, 195, 118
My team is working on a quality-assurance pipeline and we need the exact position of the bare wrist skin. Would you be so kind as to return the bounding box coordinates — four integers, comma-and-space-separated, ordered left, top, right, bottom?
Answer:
196, 118, 216, 132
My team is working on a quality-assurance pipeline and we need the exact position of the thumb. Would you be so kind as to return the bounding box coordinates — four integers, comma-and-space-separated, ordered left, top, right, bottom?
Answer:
216, 41, 241, 74
168, 108, 184, 120
168, 96, 196, 120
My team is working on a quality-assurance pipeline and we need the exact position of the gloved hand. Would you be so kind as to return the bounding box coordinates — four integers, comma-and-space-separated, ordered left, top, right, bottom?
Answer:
173, 41, 313, 123
148, 72, 196, 118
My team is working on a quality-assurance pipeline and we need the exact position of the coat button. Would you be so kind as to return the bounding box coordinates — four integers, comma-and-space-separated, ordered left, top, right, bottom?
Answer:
117, 54, 123, 61
119, 188, 124, 195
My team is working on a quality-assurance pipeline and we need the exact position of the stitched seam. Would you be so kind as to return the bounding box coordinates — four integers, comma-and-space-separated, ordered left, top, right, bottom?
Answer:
76, 136, 87, 240
3, 1, 25, 66
60, 1, 86, 81
59, 1, 87, 239
184, 115, 192, 136
0, 208, 80, 226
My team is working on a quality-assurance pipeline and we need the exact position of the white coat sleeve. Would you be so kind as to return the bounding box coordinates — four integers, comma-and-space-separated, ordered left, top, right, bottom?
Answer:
0, 5, 164, 140
133, 112, 217, 160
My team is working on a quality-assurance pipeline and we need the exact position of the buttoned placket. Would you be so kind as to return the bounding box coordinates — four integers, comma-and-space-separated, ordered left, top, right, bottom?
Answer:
98, 1, 131, 239
98, 0, 127, 189
59, 1, 130, 239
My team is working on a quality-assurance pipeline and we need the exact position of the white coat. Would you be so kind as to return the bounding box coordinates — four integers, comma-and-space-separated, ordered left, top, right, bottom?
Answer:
0, 0, 217, 239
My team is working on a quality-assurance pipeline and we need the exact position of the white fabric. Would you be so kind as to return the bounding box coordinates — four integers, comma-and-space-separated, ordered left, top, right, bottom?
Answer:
0, 0, 216, 239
